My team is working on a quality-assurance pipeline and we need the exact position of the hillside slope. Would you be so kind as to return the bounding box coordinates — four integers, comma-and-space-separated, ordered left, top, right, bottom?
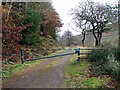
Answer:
3, 33, 63, 65
101, 30, 118, 45
20, 34, 63, 64
73, 30, 118, 47
73, 32, 94, 47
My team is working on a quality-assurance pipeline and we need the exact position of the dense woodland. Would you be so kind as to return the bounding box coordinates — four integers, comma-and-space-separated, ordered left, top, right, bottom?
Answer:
2, 2, 62, 64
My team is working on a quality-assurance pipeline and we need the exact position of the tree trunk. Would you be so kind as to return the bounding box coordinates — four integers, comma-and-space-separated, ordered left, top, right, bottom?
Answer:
98, 32, 102, 46
92, 24, 98, 47
67, 37, 70, 46
6, 2, 13, 22
82, 32, 85, 47
95, 39, 99, 47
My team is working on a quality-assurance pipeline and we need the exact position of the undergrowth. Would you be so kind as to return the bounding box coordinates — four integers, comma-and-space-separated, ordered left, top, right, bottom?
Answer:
89, 42, 120, 89
62, 53, 112, 88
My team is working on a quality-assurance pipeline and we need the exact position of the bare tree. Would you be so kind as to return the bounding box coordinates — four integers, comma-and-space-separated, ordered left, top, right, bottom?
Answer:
71, 0, 118, 47
60, 30, 74, 46
58, 35, 65, 46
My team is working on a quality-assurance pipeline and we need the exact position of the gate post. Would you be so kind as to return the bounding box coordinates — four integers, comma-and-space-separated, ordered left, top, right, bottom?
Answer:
77, 48, 80, 61
21, 49, 24, 64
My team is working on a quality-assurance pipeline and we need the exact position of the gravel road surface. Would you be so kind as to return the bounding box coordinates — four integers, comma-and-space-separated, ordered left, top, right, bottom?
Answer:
3, 49, 74, 88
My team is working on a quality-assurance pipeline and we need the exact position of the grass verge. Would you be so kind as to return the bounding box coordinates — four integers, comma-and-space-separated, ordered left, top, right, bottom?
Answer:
62, 53, 112, 88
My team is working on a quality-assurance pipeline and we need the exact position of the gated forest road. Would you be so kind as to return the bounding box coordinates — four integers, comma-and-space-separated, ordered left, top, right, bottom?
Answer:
3, 49, 74, 88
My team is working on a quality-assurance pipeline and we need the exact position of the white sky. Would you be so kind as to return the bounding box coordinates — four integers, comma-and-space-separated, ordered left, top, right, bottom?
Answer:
52, 0, 118, 36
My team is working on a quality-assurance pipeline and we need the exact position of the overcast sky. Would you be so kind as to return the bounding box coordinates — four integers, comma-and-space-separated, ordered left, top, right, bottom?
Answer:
51, 0, 118, 36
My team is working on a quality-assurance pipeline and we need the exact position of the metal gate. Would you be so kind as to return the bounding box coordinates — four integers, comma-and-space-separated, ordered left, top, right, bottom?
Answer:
21, 48, 80, 64
21, 48, 103, 64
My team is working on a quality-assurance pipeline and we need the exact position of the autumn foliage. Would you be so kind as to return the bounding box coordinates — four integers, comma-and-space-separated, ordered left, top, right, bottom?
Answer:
2, 4, 33, 63
2, 2, 62, 64
47, 9, 62, 28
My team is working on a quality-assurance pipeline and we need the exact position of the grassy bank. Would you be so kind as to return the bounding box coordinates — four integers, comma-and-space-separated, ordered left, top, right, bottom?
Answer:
62, 53, 113, 88
88, 43, 120, 89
